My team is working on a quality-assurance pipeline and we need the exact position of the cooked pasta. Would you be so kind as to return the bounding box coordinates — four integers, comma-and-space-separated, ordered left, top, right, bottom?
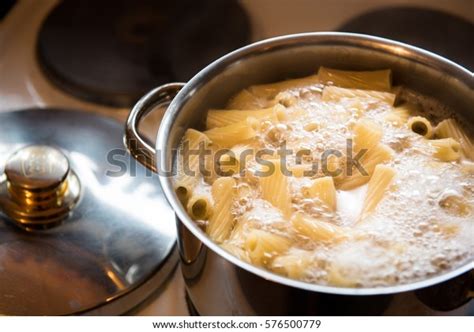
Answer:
271, 250, 312, 279
207, 177, 236, 243
337, 143, 394, 190
204, 120, 256, 148
353, 119, 383, 152
226, 88, 271, 110
221, 242, 250, 262
407, 116, 433, 138
435, 118, 474, 160
360, 164, 396, 218
175, 129, 211, 203
206, 107, 275, 129
292, 213, 347, 242
303, 176, 337, 211
245, 229, 290, 266
430, 138, 462, 162
384, 103, 412, 126
187, 194, 212, 220
202, 143, 220, 184
321, 86, 396, 105
174, 67, 474, 288
248, 74, 321, 101
230, 141, 257, 164
259, 160, 292, 218
318, 67, 391, 91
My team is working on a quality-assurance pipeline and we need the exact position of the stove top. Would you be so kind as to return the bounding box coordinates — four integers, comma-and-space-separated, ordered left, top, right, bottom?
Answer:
338, 6, 474, 70
0, 0, 472, 316
37, 0, 250, 107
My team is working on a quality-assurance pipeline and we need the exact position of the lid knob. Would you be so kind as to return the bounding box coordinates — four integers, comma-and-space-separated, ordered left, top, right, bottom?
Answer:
5, 145, 70, 191
0, 145, 80, 229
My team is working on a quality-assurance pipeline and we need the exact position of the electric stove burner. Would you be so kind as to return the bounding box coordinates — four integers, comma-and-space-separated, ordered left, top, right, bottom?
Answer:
37, 0, 251, 107
338, 7, 474, 71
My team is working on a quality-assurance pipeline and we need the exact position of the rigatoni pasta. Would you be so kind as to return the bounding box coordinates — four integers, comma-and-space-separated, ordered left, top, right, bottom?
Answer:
226, 88, 270, 110
206, 177, 236, 243
204, 120, 256, 148
337, 143, 394, 190
430, 138, 462, 162
206, 107, 275, 129
384, 103, 412, 126
303, 176, 337, 211
435, 118, 474, 160
245, 229, 290, 266
360, 164, 396, 218
321, 86, 396, 105
175, 129, 211, 203
187, 194, 212, 220
353, 119, 383, 152
248, 74, 321, 101
292, 213, 347, 243
318, 67, 392, 91
174, 67, 474, 288
260, 160, 293, 218
407, 116, 433, 138
271, 250, 312, 279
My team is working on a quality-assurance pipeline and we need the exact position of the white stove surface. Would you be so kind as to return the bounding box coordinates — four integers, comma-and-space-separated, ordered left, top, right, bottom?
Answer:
0, 0, 472, 316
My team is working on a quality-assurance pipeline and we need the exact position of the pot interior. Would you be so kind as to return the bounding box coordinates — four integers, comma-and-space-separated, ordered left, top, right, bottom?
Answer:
158, 33, 474, 293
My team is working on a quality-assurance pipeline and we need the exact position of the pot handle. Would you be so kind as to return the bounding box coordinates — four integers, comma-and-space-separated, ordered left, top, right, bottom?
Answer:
125, 83, 185, 173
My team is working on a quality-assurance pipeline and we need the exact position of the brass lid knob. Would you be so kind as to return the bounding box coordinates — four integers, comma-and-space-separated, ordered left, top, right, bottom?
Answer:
5, 145, 70, 192
0, 145, 80, 229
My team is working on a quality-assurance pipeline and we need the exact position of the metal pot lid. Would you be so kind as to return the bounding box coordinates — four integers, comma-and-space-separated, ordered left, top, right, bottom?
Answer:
0, 108, 177, 315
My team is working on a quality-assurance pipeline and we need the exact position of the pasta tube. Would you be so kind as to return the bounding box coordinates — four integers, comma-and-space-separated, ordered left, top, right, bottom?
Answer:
429, 138, 462, 162
221, 243, 250, 263
249, 74, 321, 100
384, 104, 412, 126
174, 129, 211, 203
202, 143, 220, 185
360, 164, 396, 217
245, 229, 290, 266
186, 194, 212, 220
271, 251, 312, 279
207, 177, 236, 243
435, 118, 474, 160
204, 120, 256, 148
322, 86, 396, 105
226, 88, 271, 110
303, 176, 337, 211
291, 213, 346, 243
353, 119, 383, 152
318, 67, 392, 91
407, 116, 433, 138
206, 107, 275, 129
259, 160, 292, 218
337, 143, 394, 190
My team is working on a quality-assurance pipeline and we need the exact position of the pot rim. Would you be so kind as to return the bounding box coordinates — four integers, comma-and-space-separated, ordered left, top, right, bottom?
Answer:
157, 32, 474, 296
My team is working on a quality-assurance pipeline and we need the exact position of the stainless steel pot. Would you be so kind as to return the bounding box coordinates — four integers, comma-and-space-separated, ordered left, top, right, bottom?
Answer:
125, 32, 474, 315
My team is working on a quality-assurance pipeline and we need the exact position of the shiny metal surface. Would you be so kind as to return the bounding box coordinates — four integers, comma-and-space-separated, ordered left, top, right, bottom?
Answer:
125, 83, 185, 173
129, 32, 473, 314
5, 145, 70, 191
0, 145, 81, 229
0, 109, 177, 315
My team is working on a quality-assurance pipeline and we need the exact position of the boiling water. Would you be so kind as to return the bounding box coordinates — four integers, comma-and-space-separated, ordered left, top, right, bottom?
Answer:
192, 84, 473, 288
